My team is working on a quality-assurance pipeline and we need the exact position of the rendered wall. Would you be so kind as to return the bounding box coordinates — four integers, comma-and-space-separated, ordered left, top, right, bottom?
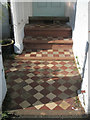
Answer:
88, 1, 90, 113
0, 1, 7, 110
0, 1, 10, 39
72, 1, 89, 113
0, 45, 7, 109
65, 0, 89, 113
11, 2, 32, 54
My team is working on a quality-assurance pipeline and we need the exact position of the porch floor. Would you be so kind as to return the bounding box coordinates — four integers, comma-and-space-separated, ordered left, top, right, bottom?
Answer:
2, 22, 85, 118
3, 59, 85, 117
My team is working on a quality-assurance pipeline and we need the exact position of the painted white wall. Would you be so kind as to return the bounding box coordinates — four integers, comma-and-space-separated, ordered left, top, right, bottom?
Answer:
72, 0, 89, 113
0, 45, 7, 110
10, 2, 32, 54
0, 1, 10, 39
0, 0, 7, 110
65, 0, 89, 114
88, 1, 90, 113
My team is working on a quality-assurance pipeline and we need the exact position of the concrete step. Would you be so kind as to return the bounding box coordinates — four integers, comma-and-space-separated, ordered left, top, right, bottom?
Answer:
24, 37, 73, 45
24, 23, 72, 38
24, 44, 73, 50
9, 109, 88, 120
29, 16, 69, 24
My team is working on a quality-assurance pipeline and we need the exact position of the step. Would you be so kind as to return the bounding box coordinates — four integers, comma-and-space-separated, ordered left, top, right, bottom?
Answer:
29, 16, 69, 23
9, 109, 86, 119
24, 37, 73, 45
15, 48, 74, 61
24, 44, 72, 50
24, 23, 72, 38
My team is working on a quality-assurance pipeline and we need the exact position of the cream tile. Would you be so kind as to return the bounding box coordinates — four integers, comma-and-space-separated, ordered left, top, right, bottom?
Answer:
46, 93, 56, 100
27, 73, 34, 78
69, 85, 77, 91
59, 101, 70, 110
33, 101, 44, 110
25, 79, 33, 84
14, 78, 23, 83
19, 101, 30, 108
46, 79, 55, 84
36, 54, 42, 57
34, 93, 43, 100
34, 85, 44, 92
58, 86, 67, 92
23, 85, 32, 91
38, 64, 45, 67
46, 102, 57, 110
25, 54, 30, 57
47, 64, 54, 68
10, 67, 17, 72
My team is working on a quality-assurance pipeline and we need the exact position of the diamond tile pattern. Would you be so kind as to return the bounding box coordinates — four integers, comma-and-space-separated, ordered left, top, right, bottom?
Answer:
4, 60, 83, 111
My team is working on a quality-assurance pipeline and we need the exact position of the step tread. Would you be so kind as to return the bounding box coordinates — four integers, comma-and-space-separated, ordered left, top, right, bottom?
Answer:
25, 23, 72, 31
24, 37, 73, 44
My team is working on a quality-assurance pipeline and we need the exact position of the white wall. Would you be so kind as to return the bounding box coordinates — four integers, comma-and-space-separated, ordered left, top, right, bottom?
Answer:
0, 1, 10, 39
65, 0, 89, 114
10, 2, 32, 54
0, 45, 7, 110
0, 1, 7, 110
88, 1, 90, 113
72, 0, 89, 113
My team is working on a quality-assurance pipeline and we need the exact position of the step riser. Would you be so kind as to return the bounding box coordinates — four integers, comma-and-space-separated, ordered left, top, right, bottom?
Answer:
29, 17, 69, 23
24, 30, 72, 38
24, 44, 72, 50
24, 38, 73, 44
24, 43, 73, 45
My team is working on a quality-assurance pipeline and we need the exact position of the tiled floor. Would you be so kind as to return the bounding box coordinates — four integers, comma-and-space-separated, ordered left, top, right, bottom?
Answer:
16, 49, 74, 60
3, 59, 84, 112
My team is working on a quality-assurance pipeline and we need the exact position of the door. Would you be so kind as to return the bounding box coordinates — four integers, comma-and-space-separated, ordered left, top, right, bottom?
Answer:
32, 2, 65, 16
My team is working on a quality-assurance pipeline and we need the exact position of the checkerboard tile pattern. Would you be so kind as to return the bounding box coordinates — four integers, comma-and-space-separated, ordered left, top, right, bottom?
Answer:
16, 49, 74, 60
4, 60, 83, 111
24, 36, 72, 42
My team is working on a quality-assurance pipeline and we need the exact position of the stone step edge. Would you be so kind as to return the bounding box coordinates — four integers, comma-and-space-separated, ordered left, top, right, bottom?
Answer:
8, 109, 86, 118
15, 56, 74, 61
24, 38, 73, 44
25, 27, 72, 31
29, 16, 69, 22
